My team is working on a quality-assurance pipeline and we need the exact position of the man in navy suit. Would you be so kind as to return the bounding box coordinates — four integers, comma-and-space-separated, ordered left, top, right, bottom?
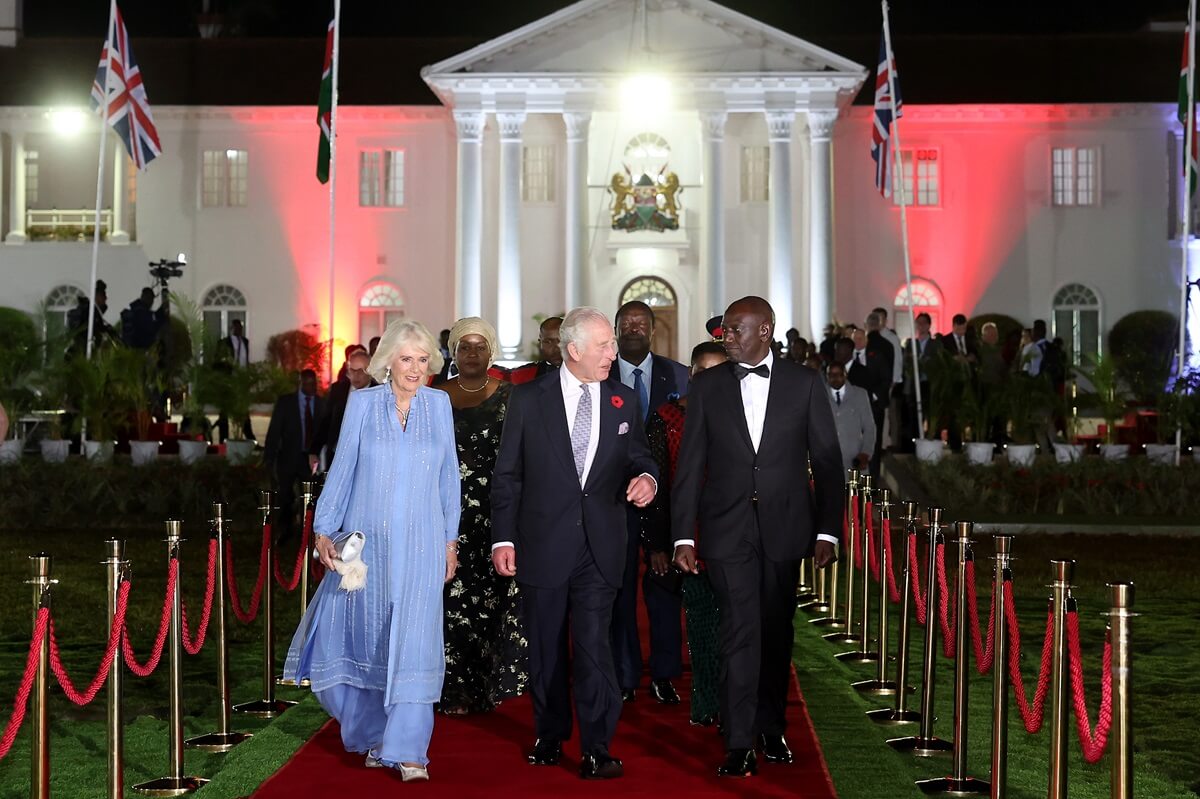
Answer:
609, 301, 690, 706
491, 307, 659, 780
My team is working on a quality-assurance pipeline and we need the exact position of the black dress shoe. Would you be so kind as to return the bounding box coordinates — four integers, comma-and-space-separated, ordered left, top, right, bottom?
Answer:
579, 751, 624, 780
526, 738, 562, 766
758, 734, 794, 764
649, 679, 681, 705
717, 749, 757, 777
621, 689, 636, 703
689, 714, 717, 727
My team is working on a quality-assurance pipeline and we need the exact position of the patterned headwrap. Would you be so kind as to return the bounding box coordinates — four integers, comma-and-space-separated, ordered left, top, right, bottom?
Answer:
448, 316, 499, 369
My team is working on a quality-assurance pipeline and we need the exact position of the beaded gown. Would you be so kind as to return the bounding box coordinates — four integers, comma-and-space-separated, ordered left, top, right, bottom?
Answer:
283, 384, 462, 767
440, 381, 529, 712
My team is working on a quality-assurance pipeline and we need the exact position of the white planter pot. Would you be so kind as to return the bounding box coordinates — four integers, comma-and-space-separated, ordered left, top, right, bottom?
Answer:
915, 438, 945, 464
1101, 444, 1128, 462
225, 439, 255, 464
0, 439, 22, 464
177, 439, 208, 465
963, 442, 995, 466
1144, 443, 1177, 465
1053, 443, 1085, 464
1006, 444, 1037, 467
83, 440, 114, 463
40, 439, 70, 463
129, 440, 160, 466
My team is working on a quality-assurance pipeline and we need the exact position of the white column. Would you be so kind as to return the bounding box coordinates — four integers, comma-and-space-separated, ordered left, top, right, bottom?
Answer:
766, 110, 794, 329
807, 109, 838, 342
563, 111, 591, 312
110, 145, 130, 244
453, 110, 485, 318
6, 131, 26, 243
496, 111, 526, 360
701, 111, 727, 316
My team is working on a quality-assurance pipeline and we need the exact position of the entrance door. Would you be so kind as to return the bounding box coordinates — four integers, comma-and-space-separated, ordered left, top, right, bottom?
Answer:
621, 276, 678, 362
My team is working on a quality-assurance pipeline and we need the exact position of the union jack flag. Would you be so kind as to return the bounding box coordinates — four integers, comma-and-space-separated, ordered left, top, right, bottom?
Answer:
870, 33, 903, 197
90, 5, 161, 170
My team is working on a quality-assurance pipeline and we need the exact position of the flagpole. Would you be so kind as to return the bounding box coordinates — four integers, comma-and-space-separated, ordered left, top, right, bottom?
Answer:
326, 0, 341, 384
1179, 0, 1197, 465
881, 0, 924, 439
85, 0, 116, 364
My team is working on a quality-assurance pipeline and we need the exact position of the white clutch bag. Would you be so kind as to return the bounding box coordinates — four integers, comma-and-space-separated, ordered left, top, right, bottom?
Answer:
317, 531, 368, 591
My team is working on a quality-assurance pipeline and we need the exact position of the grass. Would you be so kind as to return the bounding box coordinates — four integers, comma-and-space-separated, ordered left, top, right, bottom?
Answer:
795, 532, 1200, 799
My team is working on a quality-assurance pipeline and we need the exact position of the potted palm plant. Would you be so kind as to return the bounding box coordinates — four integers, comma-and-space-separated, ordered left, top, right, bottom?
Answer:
70, 346, 125, 463
0, 308, 40, 464
170, 294, 215, 464
209, 361, 258, 463
1151, 373, 1199, 465
1078, 355, 1130, 461
915, 350, 963, 464
105, 344, 164, 466
959, 379, 996, 466
1001, 373, 1056, 467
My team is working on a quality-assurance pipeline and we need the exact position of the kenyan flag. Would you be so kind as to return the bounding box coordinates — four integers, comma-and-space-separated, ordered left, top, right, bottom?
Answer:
316, 19, 334, 183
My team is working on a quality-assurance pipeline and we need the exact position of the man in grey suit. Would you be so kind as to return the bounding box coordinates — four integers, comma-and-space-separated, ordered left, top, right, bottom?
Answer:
826, 362, 875, 472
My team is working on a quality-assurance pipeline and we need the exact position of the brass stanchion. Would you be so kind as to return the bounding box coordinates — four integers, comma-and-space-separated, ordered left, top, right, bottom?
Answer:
799, 560, 830, 612
815, 469, 857, 632
916, 521, 990, 795
1046, 559, 1075, 799
837, 475, 878, 663
888, 506, 952, 755
1108, 582, 1135, 799
187, 504, 253, 752
28, 554, 53, 799
868, 499, 921, 722
105, 540, 129, 799
796, 557, 816, 602
855, 490, 904, 693
235, 492, 298, 718
278, 481, 317, 688
134, 521, 209, 796
989, 535, 1013, 799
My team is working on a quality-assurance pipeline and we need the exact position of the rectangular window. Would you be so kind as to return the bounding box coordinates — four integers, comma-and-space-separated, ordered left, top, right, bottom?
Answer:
740, 146, 769, 203
1051, 146, 1099, 207
25, 150, 38, 206
521, 144, 555, 203
359, 149, 404, 207
894, 149, 940, 207
201, 149, 248, 207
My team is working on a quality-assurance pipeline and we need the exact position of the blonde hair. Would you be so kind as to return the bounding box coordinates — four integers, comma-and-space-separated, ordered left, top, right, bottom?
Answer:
367, 319, 443, 383
447, 316, 498, 370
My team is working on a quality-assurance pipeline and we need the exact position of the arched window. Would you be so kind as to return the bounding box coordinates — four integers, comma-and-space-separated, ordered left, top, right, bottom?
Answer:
359, 282, 405, 346
202, 284, 248, 341
1052, 283, 1101, 366
620, 276, 679, 361
44, 284, 84, 340
892, 279, 943, 340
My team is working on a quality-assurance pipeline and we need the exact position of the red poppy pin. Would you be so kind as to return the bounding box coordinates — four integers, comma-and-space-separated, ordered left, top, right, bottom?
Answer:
611, 395, 624, 409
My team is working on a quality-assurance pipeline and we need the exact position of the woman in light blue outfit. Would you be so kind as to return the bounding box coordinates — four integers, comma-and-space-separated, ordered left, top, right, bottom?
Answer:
284, 319, 461, 781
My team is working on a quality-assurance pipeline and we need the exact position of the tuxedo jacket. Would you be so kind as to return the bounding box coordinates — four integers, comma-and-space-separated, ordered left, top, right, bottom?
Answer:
264, 391, 326, 473
309, 379, 377, 461
491, 371, 659, 589
644, 352, 690, 415
670, 358, 843, 563
218, 335, 250, 365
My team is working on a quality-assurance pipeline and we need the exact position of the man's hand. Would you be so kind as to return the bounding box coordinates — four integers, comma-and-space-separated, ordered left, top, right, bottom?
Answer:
673, 544, 699, 575
492, 545, 516, 577
649, 550, 671, 577
814, 540, 837, 569
625, 475, 656, 508
308, 454, 320, 473
313, 534, 337, 571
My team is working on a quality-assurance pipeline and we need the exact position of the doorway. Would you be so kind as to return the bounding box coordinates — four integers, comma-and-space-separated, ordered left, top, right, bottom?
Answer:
621, 276, 678, 362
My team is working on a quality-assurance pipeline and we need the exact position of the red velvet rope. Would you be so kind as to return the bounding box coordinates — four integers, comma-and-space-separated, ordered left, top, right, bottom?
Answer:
274, 508, 312, 592
122, 560, 177, 677
851, 500, 862, 569
1067, 612, 1114, 763
883, 518, 901, 602
49, 581, 130, 706
909, 534, 928, 624
963, 561, 996, 674
937, 543, 955, 657
864, 502, 879, 580
227, 523, 271, 624
1008, 589, 1056, 733
0, 608, 49, 760
180, 539, 218, 656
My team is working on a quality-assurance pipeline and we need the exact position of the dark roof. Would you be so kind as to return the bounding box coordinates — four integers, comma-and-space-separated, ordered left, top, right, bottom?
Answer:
0, 32, 1182, 108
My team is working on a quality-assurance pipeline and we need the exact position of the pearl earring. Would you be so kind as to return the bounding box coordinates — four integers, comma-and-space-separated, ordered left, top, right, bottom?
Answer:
385, 367, 392, 383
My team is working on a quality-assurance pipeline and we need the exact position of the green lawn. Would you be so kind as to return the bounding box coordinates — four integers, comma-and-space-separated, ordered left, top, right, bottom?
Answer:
796, 531, 1200, 799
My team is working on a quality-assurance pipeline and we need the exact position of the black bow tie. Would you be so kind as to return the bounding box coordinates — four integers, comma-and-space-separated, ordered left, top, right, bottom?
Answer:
733, 363, 770, 380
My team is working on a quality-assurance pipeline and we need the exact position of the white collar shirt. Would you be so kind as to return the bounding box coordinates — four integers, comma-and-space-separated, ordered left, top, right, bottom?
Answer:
232, 336, 248, 367
738, 350, 773, 453
560, 364, 601, 486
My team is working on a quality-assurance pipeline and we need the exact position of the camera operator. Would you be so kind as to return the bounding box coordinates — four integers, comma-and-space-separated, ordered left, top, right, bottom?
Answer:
121, 286, 169, 350
67, 279, 115, 356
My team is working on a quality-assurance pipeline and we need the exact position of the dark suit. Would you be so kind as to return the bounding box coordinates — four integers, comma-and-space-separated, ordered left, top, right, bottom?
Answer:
308, 380, 376, 467
671, 357, 843, 750
491, 371, 658, 753
863, 332, 895, 473
610, 353, 690, 692
264, 391, 325, 540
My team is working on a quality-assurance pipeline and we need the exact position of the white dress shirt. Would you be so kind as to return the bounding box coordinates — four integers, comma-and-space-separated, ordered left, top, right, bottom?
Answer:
231, 336, 249, 367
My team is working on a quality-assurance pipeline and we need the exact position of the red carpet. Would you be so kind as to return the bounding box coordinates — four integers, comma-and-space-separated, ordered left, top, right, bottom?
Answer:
251, 668, 836, 798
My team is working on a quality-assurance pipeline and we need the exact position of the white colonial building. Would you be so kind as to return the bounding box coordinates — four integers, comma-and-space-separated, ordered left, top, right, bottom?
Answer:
0, 0, 1191, 368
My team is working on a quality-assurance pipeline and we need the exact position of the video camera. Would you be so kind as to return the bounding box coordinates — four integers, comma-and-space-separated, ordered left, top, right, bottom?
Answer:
148, 254, 187, 287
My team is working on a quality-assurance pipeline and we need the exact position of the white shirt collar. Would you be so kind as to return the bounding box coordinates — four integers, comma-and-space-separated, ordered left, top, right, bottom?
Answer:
560, 362, 593, 395
745, 349, 774, 372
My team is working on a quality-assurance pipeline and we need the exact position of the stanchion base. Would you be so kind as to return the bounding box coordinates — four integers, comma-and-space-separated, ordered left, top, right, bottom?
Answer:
185, 730, 253, 752
822, 631, 858, 643
915, 776, 991, 796
233, 698, 298, 719
851, 678, 914, 696
810, 615, 847, 628
887, 735, 953, 757
834, 649, 879, 664
795, 590, 817, 602
132, 776, 209, 797
276, 675, 311, 687
798, 600, 830, 612
866, 707, 922, 726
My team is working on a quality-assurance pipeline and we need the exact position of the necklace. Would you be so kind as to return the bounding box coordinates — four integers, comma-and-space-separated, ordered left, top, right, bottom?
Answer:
394, 402, 410, 424
458, 376, 490, 393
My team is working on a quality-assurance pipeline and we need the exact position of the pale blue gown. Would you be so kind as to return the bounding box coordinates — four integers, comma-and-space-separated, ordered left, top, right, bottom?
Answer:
283, 384, 461, 767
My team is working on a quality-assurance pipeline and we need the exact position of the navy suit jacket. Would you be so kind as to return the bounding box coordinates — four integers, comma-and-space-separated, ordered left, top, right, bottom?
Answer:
491, 371, 659, 589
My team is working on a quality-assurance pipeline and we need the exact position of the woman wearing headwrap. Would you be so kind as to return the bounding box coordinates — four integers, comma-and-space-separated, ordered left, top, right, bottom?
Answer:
435, 317, 529, 714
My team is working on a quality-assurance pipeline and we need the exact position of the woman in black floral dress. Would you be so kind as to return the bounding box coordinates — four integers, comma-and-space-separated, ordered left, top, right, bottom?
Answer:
435, 317, 528, 714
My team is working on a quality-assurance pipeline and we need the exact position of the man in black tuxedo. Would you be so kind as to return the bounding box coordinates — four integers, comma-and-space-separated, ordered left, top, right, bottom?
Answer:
609, 301, 690, 706
215, 319, 255, 442
900, 312, 942, 448
491, 307, 658, 780
264, 369, 325, 541
307, 349, 375, 472
672, 296, 843, 778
